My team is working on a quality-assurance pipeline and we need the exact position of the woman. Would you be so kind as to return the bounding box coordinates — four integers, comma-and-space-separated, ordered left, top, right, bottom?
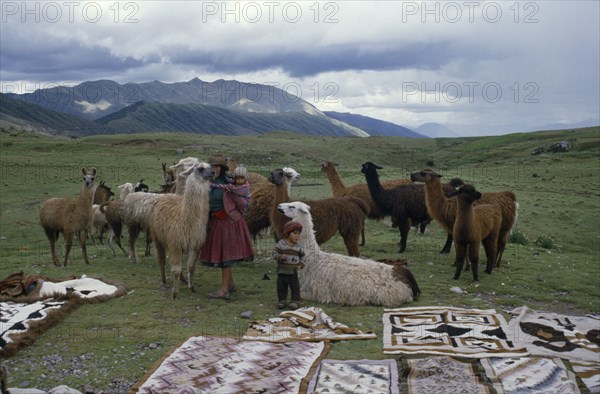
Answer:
201, 155, 254, 299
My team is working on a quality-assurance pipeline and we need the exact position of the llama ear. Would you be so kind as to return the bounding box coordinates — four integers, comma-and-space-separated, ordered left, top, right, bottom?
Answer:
91, 167, 97, 176
82, 168, 86, 175
375, 164, 383, 170
300, 204, 310, 214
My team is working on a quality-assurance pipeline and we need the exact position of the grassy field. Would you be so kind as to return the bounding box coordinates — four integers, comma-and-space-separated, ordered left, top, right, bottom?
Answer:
0, 126, 599, 392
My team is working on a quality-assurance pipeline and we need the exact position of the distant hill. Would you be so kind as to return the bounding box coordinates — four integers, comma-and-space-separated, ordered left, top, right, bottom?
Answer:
6, 78, 322, 120
415, 123, 459, 138
0, 93, 105, 135
96, 101, 368, 137
324, 111, 427, 138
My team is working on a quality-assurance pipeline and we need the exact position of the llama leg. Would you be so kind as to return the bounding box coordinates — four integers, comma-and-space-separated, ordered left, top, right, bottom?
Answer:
341, 228, 361, 257
128, 225, 141, 264
63, 231, 73, 267
170, 251, 182, 299
144, 229, 152, 257
113, 223, 128, 258
155, 241, 167, 286
482, 236, 497, 274
453, 243, 466, 280
186, 249, 198, 293
360, 228, 366, 246
397, 218, 410, 253
108, 229, 117, 258
468, 243, 480, 281
44, 228, 60, 266
79, 230, 90, 265
441, 233, 453, 254
495, 232, 508, 268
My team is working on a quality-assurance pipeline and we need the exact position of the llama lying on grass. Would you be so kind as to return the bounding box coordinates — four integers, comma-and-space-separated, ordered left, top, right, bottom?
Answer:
448, 184, 503, 281
361, 162, 430, 253
269, 168, 368, 256
278, 201, 420, 306
149, 163, 214, 299
39, 168, 97, 266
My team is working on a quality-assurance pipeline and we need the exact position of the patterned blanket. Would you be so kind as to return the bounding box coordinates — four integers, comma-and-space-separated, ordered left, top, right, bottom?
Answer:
306, 359, 400, 394
133, 336, 329, 393
480, 357, 581, 394
507, 306, 600, 393
382, 306, 528, 358
243, 306, 377, 343
0, 276, 127, 356
404, 356, 490, 394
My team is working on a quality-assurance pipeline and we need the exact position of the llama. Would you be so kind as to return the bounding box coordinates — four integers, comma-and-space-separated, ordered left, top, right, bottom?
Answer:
278, 202, 420, 306
39, 168, 97, 266
410, 168, 464, 254
148, 163, 214, 298
320, 160, 411, 219
243, 167, 302, 255
448, 184, 503, 281
361, 162, 430, 253
93, 181, 114, 205
99, 182, 135, 258
269, 168, 368, 256
411, 169, 518, 267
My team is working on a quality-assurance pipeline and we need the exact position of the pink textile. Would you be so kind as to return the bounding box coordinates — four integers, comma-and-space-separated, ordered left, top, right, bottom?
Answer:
201, 215, 254, 266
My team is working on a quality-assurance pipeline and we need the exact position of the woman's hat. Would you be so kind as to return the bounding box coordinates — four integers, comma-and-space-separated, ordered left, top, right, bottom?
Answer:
283, 221, 303, 237
208, 155, 229, 170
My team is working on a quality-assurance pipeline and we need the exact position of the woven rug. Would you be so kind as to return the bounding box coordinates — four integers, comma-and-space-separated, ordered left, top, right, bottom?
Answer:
0, 275, 127, 357
133, 335, 329, 393
243, 306, 377, 343
507, 306, 600, 393
306, 359, 399, 394
404, 356, 490, 394
382, 306, 528, 358
480, 357, 580, 394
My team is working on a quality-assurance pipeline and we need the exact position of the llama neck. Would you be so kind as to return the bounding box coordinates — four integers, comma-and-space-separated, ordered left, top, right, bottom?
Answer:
455, 197, 475, 229
78, 184, 94, 215
182, 178, 210, 231
297, 214, 321, 256
364, 168, 383, 200
325, 165, 346, 196
425, 177, 450, 217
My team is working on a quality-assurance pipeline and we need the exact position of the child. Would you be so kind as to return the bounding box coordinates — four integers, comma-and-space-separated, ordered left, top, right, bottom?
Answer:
272, 221, 305, 309
212, 166, 251, 212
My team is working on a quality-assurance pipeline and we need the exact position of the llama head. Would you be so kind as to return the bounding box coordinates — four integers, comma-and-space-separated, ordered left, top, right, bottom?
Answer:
319, 160, 338, 172
225, 157, 237, 171
448, 184, 482, 203
410, 168, 442, 183
360, 162, 382, 175
186, 162, 215, 183
282, 167, 301, 184
82, 167, 97, 189
268, 168, 288, 186
278, 201, 311, 220
448, 178, 465, 189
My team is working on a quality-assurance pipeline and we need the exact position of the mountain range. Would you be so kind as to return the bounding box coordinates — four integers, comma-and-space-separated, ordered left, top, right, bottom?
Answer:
2, 78, 426, 138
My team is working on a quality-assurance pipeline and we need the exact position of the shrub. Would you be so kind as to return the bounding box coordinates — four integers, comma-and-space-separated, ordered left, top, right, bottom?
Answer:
535, 234, 558, 249
509, 230, 529, 246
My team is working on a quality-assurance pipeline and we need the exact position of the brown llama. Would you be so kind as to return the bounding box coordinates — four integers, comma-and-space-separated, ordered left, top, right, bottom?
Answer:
40, 167, 97, 266
448, 184, 502, 281
269, 168, 369, 256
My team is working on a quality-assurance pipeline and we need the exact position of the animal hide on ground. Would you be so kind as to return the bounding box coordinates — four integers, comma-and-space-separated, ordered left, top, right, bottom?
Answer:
404, 356, 489, 394
0, 275, 127, 357
133, 335, 329, 393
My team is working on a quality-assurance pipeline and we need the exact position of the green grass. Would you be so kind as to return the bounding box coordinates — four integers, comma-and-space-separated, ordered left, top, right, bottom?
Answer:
1, 126, 599, 391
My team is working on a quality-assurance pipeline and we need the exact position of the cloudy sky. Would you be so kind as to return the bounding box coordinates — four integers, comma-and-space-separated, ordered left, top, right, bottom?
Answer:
1, 0, 599, 136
